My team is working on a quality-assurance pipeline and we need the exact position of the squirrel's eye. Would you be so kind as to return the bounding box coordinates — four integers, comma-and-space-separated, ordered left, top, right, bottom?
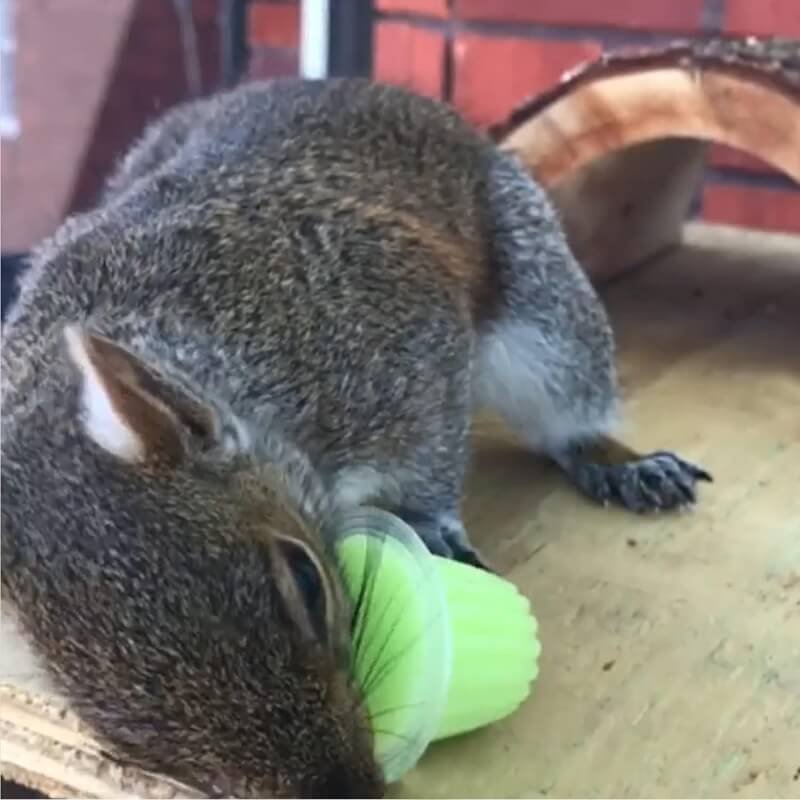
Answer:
280, 539, 329, 644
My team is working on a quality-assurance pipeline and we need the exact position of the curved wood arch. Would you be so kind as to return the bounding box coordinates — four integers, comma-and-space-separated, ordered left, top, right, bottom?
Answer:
491, 39, 799, 280
493, 39, 800, 187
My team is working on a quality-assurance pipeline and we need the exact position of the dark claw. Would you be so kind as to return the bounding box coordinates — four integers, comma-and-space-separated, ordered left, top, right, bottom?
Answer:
664, 460, 699, 505
615, 468, 651, 512
449, 541, 495, 572
417, 532, 453, 560
651, 452, 713, 483
570, 451, 712, 513
398, 510, 494, 571
629, 466, 668, 508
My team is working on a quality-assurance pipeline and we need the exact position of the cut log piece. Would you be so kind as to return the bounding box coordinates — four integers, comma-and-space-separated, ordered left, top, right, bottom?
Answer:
493, 38, 800, 279
548, 138, 708, 281
493, 37, 800, 185
0, 685, 202, 799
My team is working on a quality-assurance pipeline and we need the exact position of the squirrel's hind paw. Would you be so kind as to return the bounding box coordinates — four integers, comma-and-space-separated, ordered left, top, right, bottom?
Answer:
570, 451, 712, 513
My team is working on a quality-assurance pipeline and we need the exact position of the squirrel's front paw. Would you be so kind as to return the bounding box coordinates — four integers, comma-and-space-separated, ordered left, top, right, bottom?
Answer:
398, 509, 494, 571
574, 452, 712, 512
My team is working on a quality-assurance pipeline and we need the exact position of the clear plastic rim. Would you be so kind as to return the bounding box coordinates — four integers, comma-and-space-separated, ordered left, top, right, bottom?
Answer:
328, 506, 453, 784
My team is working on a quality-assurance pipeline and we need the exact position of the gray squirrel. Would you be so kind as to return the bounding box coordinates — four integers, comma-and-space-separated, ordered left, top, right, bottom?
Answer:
1, 79, 711, 798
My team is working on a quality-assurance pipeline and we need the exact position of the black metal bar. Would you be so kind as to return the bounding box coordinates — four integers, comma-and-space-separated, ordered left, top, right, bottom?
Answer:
1, 251, 30, 322
219, 0, 250, 87
327, 0, 374, 78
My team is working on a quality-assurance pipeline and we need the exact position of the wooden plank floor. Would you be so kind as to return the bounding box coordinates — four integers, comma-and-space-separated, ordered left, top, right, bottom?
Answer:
398, 224, 800, 799
2, 224, 798, 798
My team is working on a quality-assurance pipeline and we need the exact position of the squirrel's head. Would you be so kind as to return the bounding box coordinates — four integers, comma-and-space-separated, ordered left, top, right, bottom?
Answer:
57, 325, 385, 798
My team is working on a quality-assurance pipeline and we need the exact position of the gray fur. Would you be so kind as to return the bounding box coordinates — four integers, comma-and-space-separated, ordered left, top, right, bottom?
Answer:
476, 149, 620, 448
1, 78, 710, 797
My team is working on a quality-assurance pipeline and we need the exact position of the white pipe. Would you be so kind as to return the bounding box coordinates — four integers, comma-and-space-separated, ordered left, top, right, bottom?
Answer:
0, 0, 19, 139
299, 0, 329, 80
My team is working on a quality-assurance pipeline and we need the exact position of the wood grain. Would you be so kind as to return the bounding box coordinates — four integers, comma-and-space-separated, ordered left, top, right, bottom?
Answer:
396, 223, 800, 799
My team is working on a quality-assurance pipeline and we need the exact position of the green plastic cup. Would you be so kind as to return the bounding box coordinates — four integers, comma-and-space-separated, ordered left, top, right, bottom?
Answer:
331, 508, 540, 783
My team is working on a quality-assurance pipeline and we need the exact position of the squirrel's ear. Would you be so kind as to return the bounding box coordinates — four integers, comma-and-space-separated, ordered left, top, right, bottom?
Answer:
63, 325, 214, 464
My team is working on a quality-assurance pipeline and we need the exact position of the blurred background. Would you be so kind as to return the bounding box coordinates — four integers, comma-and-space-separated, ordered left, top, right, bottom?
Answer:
1, 0, 798, 308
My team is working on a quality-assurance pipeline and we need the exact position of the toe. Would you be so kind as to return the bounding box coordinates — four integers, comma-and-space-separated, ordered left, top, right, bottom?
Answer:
643, 453, 711, 510
575, 463, 614, 504
652, 452, 713, 483
568, 451, 711, 514
614, 466, 656, 512
638, 462, 684, 509
441, 528, 494, 571
451, 543, 495, 572
420, 533, 454, 560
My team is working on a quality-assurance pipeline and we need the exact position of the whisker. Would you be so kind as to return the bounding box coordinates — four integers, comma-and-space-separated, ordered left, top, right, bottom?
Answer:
359, 643, 406, 699
348, 535, 384, 661
341, 531, 453, 737
351, 545, 411, 684
368, 700, 425, 722
348, 543, 372, 631
357, 592, 409, 695
370, 727, 415, 744
360, 599, 448, 699
349, 542, 376, 628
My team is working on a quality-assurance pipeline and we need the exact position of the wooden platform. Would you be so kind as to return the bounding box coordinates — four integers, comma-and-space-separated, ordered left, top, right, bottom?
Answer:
397, 223, 800, 799
2, 224, 799, 798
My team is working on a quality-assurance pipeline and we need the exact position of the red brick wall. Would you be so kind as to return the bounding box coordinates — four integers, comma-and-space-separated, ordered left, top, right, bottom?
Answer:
2, 0, 221, 252
247, 0, 300, 79
373, 0, 800, 235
